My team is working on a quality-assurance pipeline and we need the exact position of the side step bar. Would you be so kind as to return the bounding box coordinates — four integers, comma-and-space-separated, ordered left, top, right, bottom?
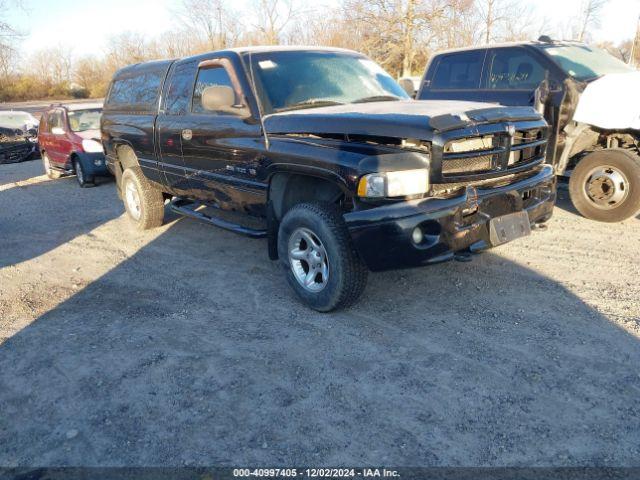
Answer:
169, 198, 267, 239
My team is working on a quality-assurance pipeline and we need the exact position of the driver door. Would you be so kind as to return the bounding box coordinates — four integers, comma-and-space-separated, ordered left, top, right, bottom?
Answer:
46, 109, 72, 167
179, 58, 265, 213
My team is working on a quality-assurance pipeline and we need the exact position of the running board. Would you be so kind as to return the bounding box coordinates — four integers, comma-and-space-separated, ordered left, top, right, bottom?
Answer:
169, 198, 267, 238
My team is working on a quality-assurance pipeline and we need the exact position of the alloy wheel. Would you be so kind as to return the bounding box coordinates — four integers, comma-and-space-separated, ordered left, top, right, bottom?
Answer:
288, 227, 330, 292
125, 179, 142, 220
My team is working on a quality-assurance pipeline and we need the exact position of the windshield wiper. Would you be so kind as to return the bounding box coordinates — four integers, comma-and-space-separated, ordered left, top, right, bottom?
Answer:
276, 99, 344, 112
353, 95, 402, 104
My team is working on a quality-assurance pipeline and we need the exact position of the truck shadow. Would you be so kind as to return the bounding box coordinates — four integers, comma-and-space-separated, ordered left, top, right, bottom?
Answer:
1, 202, 639, 467
0, 161, 118, 269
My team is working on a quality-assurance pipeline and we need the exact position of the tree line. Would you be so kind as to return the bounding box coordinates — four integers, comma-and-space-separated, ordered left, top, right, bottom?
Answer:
0, 0, 636, 102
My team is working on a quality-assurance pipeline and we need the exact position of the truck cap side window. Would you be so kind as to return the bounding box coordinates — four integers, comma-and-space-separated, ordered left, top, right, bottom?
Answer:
484, 49, 545, 90
431, 51, 484, 90
105, 71, 164, 112
192, 66, 238, 115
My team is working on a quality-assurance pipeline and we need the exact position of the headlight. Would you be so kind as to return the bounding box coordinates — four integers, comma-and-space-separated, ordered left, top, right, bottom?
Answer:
357, 169, 429, 198
82, 139, 104, 153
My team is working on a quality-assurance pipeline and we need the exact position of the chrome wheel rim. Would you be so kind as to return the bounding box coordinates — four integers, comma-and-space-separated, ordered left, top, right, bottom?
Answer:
288, 227, 329, 292
584, 165, 629, 210
125, 179, 142, 220
76, 161, 84, 184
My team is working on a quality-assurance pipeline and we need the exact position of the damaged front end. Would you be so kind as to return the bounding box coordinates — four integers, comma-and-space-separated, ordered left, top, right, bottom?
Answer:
0, 127, 37, 165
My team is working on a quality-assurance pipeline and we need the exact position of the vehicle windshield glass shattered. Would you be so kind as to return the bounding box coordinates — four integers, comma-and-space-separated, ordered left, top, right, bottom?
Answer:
249, 51, 409, 113
68, 109, 102, 132
0, 112, 36, 130
541, 45, 635, 81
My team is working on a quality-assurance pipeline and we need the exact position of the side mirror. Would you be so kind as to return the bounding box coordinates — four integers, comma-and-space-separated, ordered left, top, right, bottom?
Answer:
51, 127, 65, 135
533, 78, 550, 113
398, 78, 417, 99
202, 85, 237, 112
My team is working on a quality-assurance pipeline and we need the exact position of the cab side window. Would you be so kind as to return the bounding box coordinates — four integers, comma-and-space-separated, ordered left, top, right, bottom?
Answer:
48, 111, 64, 131
431, 51, 484, 90
192, 66, 236, 114
484, 48, 545, 90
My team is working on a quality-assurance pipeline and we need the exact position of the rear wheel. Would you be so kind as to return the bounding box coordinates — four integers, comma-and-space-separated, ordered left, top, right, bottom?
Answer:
42, 153, 61, 179
278, 202, 368, 312
121, 167, 165, 230
74, 158, 95, 188
569, 149, 640, 222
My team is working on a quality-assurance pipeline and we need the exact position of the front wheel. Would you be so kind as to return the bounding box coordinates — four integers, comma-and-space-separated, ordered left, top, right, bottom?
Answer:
121, 167, 165, 230
74, 158, 95, 188
278, 202, 368, 312
569, 149, 640, 222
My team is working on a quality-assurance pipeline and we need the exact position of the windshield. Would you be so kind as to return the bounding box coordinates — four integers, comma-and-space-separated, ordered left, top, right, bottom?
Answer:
0, 112, 37, 130
540, 44, 634, 81
67, 109, 102, 132
247, 51, 409, 114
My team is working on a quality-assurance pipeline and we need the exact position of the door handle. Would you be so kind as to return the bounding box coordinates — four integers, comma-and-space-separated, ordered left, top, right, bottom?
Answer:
181, 129, 193, 141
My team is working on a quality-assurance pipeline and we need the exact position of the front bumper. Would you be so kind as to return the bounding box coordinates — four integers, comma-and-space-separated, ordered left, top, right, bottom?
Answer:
344, 165, 556, 271
76, 152, 110, 176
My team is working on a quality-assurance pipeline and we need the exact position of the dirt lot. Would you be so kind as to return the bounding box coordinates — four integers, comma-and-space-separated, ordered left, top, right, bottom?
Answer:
1, 159, 639, 467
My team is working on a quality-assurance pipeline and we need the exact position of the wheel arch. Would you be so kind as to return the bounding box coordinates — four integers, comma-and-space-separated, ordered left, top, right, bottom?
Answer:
266, 170, 352, 261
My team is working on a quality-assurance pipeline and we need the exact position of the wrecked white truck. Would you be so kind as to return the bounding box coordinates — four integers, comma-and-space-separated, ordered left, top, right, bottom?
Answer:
0, 111, 39, 165
418, 38, 640, 222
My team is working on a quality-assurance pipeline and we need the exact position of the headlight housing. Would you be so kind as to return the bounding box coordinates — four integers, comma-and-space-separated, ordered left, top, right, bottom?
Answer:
82, 139, 104, 153
357, 169, 429, 198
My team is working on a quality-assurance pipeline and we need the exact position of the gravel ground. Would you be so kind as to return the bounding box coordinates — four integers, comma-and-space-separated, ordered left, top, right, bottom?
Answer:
0, 159, 639, 467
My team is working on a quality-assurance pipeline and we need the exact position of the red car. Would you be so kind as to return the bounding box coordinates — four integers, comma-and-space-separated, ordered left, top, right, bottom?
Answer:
38, 103, 109, 187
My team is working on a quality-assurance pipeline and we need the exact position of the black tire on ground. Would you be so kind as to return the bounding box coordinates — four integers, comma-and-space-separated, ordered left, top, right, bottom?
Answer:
121, 167, 165, 230
277, 202, 368, 312
42, 153, 62, 179
74, 158, 95, 188
569, 148, 640, 223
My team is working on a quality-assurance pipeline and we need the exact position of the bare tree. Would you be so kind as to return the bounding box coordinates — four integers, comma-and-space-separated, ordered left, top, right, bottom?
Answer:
344, 0, 446, 77
252, 0, 300, 45
174, 0, 239, 50
577, 0, 605, 42
0, 0, 25, 82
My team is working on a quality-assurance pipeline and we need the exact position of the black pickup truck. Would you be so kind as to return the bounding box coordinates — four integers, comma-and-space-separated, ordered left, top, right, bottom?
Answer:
101, 47, 556, 311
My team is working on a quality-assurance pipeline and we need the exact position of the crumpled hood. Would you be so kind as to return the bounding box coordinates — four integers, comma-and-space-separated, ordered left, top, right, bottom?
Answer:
264, 100, 543, 140
75, 129, 101, 141
573, 71, 640, 130
0, 126, 30, 145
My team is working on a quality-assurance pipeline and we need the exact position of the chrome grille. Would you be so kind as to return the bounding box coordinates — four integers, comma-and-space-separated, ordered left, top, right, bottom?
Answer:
441, 154, 494, 175
440, 126, 546, 179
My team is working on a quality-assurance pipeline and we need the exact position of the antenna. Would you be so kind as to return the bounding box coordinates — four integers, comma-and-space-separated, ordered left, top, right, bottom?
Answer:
248, 51, 270, 150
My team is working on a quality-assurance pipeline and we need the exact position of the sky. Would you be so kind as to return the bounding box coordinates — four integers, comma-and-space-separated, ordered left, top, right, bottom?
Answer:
4, 0, 640, 58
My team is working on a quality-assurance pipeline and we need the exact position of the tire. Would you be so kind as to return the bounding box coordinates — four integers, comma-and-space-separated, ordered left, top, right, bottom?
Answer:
74, 158, 95, 188
569, 149, 640, 222
278, 202, 368, 312
42, 153, 62, 179
121, 167, 165, 230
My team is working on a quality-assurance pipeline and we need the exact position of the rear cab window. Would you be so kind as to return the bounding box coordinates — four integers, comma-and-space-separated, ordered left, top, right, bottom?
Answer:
484, 48, 545, 90
162, 61, 198, 115
430, 51, 485, 90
